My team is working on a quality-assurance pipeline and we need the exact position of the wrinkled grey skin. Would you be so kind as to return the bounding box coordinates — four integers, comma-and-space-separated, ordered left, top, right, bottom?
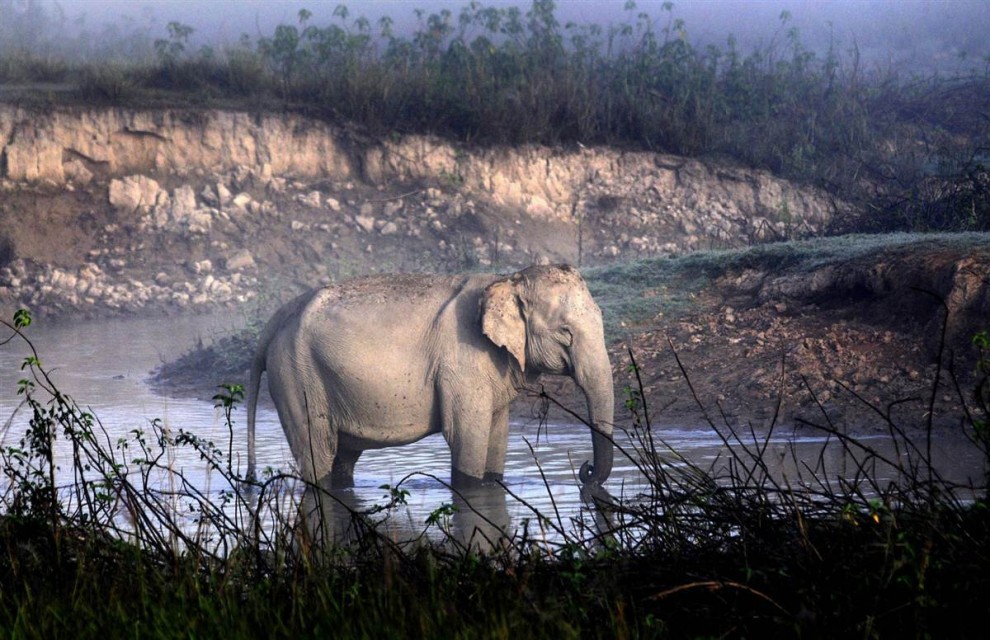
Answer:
245, 265, 614, 533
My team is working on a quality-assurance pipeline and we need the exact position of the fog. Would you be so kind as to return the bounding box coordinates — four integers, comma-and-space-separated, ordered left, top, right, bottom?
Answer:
22, 0, 990, 73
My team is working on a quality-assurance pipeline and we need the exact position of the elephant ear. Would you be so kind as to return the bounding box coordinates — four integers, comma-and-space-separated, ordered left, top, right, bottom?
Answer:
481, 279, 526, 371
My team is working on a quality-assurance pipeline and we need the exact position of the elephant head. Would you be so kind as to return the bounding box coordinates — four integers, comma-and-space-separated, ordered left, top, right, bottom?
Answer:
481, 265, 615, 485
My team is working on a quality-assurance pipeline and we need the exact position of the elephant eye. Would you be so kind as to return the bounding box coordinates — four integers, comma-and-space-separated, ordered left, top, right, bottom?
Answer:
558, 326, 574, 346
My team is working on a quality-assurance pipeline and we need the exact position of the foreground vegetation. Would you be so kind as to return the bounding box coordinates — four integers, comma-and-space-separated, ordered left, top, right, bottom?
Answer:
1, 1, 988, 233
3, 307, 990, 638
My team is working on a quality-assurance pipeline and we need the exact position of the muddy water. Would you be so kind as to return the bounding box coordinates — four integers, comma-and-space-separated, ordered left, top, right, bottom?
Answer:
0, 314, 985, 545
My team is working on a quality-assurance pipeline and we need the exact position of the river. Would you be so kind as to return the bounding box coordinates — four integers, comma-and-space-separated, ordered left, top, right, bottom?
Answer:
0, 312, 986, 549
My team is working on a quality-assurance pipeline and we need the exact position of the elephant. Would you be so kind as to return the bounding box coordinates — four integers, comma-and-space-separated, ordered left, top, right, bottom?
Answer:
244, 264, 615, 537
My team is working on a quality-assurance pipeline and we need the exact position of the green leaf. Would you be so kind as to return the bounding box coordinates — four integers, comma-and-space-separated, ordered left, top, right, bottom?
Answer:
13, 309, 31, 329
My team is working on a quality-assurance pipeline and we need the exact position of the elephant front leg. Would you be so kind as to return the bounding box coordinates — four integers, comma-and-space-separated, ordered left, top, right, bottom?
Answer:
442, 390, 510, 490
442, 390, 498, 490
483, 406, 510, 484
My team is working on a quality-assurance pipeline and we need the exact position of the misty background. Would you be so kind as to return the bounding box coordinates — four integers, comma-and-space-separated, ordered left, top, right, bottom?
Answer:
3, 0, 989, 75
1, 0, 988, 232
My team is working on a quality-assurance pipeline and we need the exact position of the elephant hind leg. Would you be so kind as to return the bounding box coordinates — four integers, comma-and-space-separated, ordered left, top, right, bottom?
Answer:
284, 412, 336, 488
267, 362, 339, 546
268, 364, 337, 486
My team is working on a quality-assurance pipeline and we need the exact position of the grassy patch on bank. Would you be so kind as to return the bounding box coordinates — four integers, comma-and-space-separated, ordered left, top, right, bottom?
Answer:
586, 231, 990, 337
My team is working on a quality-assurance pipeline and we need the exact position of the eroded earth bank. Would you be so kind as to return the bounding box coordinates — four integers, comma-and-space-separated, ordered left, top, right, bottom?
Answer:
1, 105, 988, 430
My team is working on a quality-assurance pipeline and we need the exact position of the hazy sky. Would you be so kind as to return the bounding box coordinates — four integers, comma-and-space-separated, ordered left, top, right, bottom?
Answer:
57, 0, 990, 73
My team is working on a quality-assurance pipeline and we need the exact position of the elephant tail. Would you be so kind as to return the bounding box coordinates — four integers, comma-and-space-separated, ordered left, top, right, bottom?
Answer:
247, 354, 265, 482
246, 316, 281, 483
246, 344, 265, 483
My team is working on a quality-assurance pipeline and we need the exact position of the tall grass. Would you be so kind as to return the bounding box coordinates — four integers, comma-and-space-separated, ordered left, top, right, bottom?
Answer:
3, 304, 990, 637
1, 1, 987, 232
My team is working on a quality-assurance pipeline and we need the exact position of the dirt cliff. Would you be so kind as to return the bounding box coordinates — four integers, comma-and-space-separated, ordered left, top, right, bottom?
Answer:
0, 105, 836, 319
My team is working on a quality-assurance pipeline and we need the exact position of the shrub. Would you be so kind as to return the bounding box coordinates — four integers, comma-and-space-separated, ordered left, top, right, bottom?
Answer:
76, 62, 138, 103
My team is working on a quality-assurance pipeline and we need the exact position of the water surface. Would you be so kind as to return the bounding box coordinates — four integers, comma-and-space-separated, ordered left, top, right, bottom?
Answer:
0, 313, 984, 546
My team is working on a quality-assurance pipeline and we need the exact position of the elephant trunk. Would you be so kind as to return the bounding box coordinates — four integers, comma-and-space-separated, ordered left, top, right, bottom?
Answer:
574, 343, 615, 486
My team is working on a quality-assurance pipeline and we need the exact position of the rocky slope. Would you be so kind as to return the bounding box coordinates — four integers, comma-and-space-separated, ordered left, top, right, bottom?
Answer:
0, 105, 834, 319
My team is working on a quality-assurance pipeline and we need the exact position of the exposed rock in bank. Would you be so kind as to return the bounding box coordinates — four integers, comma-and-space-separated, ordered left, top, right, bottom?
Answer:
0, 105, 834, 236
0, 257, 257, 316
0, 108, 353, 184
365, 138, 836, 243
0, 106, 851, 320
1, 105, 837, 246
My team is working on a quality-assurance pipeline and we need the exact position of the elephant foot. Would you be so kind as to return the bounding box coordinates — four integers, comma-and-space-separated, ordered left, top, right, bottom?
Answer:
330, 448, 361, 488
330, 470, 355, 488
451, 468, 504, 490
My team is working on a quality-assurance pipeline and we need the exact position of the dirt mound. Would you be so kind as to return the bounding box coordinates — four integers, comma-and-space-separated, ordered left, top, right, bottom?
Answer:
612, 237, 990, 431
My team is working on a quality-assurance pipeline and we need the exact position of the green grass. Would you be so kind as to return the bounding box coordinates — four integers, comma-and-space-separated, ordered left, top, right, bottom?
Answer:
584, 232, 990, 338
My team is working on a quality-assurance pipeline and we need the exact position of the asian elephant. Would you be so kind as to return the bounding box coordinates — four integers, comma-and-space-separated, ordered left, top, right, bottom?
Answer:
245, 264, 615, 521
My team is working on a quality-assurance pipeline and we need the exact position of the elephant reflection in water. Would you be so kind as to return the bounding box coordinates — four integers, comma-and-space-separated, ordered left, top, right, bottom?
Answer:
245, 264, 615, 545
449, 485, 513, 551
298, 479, 618, 554
306, 482, 513, 553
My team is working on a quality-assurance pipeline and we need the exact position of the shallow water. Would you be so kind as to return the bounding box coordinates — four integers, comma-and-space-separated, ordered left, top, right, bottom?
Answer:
0, 313, 985, 547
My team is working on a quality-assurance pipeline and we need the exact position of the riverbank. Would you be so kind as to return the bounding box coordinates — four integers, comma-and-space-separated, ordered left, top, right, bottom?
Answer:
150, 233, 990, 433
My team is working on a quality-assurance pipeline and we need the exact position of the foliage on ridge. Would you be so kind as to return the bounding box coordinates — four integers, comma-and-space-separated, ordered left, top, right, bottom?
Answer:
1, 0, 988, 233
